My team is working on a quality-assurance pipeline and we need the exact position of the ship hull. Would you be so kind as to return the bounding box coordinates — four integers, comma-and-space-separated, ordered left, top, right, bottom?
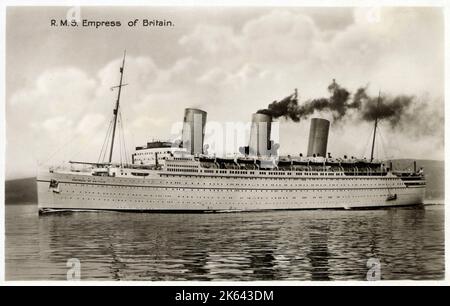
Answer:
37, 170, 426, 213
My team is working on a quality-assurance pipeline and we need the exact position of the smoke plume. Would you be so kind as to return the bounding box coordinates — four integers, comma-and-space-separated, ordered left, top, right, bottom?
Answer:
257, 79, 416, 128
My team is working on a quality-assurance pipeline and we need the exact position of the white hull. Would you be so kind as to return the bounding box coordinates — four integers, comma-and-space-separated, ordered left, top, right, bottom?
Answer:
37, 169, 425, 213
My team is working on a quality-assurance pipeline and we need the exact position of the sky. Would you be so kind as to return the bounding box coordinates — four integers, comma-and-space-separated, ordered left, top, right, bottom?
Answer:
5, 6, 444, 179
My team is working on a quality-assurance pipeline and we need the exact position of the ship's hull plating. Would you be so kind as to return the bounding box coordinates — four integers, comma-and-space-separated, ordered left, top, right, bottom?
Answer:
37, 171, 425, 213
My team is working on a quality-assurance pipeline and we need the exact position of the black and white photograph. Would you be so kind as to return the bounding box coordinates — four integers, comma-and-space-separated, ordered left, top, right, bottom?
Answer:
1, 1, 447, 288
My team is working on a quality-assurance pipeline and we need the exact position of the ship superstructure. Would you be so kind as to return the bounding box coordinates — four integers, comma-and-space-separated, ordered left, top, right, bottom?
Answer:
132, 141, 185, 166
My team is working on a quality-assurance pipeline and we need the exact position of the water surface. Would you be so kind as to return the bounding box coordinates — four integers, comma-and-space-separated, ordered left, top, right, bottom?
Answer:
5, 204, 444, 281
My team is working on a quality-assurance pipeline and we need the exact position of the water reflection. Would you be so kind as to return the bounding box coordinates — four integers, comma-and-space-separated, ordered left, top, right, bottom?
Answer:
5, 204, 445, 281
307, 224, 330, 281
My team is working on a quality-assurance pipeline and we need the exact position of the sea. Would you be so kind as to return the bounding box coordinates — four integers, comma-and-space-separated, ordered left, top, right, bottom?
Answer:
5, 203, 445, 281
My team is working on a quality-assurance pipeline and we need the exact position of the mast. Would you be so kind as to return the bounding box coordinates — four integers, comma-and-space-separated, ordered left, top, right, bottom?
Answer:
108, 51, 127, 163
370, 91, 381, 162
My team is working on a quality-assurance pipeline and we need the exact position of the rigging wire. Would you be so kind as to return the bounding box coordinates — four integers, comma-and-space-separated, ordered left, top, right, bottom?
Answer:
124, 115, 136, 157
42, 54, 129, 168
52, 122, 110, 170
40, 86, 116, 167
101, 121, 113, 163
98, 118, 114, 163
380, 129, 388, 161
119, 111, 129, 165
117, 113, 122, 166
70, 137, 99, 164
38, 133, 81, 167
361, 124, 373, 159
374, 124, 380, 160
118, 115, 123, 166
377, 123, 390, 160
100, 101, 130, 167
376, 124, 395, 192
121, 116, 126, 165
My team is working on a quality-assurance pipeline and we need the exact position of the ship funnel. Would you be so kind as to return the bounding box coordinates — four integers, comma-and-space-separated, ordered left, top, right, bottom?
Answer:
181, 108, 207, 155
249, 113, 272, 156
307, 118, 330, 157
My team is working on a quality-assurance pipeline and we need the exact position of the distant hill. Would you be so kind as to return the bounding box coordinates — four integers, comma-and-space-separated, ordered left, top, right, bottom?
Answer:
4, 177, 37, 204
4, 160, 444, 204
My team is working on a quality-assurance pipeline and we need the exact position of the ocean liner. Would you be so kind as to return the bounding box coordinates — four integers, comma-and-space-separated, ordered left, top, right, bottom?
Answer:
36, 54, 426, 213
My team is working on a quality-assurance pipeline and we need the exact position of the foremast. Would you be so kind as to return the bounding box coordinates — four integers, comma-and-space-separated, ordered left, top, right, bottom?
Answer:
108, 51, 127, 163
370, 91, 381, 162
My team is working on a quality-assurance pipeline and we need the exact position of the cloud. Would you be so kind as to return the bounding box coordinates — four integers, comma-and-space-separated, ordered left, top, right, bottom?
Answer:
41, 116, 74, 132
179, 25, 239, 57
5, 7, 444, 179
